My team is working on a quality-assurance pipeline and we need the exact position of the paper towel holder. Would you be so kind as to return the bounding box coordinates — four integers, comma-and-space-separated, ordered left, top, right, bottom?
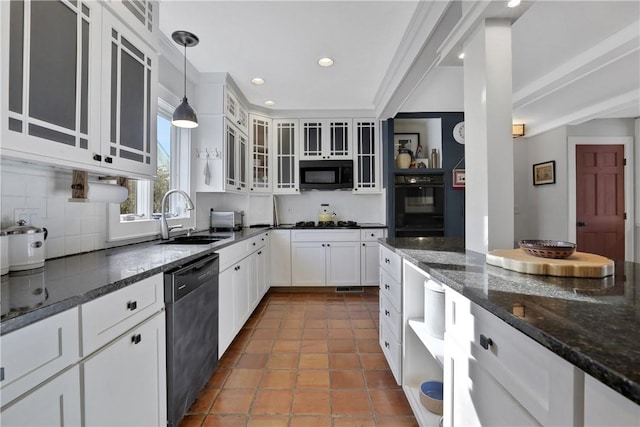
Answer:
69, 170, 129, 202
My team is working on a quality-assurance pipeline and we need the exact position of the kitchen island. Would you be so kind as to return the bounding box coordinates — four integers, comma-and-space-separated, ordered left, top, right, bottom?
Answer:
380, 236, 640, 414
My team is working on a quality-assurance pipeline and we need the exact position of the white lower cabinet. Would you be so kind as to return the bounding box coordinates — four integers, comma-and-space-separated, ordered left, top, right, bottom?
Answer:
443, 288, 580, 427
82, 312, 167, 427
0, 365, 82, 427
270, 230, 292, 286
218, 231, 270, 357
360, 228, 385, 286
291, 230, 360, 287
0, 308, 80, 407
584, 374, 640, 426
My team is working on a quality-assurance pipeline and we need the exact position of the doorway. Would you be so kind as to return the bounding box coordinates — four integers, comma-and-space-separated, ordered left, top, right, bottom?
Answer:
575, 144, 625, 261
568, 137, 634, 262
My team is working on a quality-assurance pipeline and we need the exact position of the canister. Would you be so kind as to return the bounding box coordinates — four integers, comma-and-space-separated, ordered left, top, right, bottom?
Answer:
424, 277, 445, 339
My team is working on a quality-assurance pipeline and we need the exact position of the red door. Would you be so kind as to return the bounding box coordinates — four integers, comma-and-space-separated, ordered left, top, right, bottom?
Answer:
575, 145, 625, 261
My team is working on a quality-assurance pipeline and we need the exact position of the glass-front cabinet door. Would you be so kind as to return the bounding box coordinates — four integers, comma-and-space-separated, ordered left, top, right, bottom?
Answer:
273, 119, 299, 194
299, 119, 351, 160
224, 119, 247, 193
2, 0, 102, 168
353, 119, 380, 193
101, 9, 157, 177
250, 115, 271, 193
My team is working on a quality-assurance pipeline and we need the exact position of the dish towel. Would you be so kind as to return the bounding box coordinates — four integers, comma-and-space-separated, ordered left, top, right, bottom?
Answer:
203, 160, 211, 185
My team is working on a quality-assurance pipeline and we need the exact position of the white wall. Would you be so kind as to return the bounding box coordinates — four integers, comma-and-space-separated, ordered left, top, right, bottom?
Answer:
515, 126, 569, 241
0, 160, 109, 259
515, 117, 638, 262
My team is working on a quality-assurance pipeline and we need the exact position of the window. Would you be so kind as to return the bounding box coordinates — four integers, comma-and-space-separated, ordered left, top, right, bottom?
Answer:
108, 98, 193, 242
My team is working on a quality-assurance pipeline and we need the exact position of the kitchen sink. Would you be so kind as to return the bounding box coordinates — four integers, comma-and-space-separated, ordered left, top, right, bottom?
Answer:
161, 236, 223, 245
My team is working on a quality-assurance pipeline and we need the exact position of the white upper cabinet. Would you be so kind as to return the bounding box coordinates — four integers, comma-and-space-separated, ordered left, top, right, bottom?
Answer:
353, 119, 380, 193
101, 0, 158, 48
273, 119, 300, 194
249, 114, 271, 193
299, 119, 352, 160
225, 88, 249, 135
1, 0, 157, 178
1, 0, 102, 169
100, 8, 157, 177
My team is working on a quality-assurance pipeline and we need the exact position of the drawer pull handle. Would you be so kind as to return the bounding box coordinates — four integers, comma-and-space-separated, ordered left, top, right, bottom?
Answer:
258, 251, 262, 255
480, 334, 493, 350
178, 285, 186, 290
127, 301, 138, 311
384, 341, 390, 348
384, 258, 390, 263
131, 334, 142, 344
384, 284, 390, 290
0, 367, 4, 382
385, 310, 390, 316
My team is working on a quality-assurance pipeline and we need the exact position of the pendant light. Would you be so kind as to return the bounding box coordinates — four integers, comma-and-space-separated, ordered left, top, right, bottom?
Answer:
171, 30, 199, 128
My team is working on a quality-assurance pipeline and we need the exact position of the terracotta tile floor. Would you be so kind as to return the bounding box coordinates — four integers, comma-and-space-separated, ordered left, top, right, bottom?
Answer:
179, 288, 418, 427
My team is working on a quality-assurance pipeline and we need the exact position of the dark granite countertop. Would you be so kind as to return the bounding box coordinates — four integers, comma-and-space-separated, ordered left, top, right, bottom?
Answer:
379, 237, 640, 405
0, 227, 270, 335
275, 223, 386, 229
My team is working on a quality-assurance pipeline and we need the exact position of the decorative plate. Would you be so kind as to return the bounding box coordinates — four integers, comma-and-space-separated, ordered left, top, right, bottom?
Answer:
453, 121, 465, 144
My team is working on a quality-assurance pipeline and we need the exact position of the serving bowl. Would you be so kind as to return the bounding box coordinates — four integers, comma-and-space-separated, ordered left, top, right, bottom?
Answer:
518, 240, 576, 259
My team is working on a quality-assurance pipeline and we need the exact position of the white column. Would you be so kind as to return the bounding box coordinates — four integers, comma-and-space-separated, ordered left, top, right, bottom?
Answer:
464, 19, 515, 253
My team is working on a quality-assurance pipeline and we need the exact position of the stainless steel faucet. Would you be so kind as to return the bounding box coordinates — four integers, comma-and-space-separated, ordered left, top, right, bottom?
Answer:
160, 189, 195, 239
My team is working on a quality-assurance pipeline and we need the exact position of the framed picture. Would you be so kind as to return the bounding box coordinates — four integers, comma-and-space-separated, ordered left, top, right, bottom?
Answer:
393, 133, 421, 158
453, 169, 466, 189
533, 160, 556, 185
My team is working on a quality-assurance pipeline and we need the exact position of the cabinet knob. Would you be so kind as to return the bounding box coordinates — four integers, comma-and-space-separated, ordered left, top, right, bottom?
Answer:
577, 221, 588, 227
253, 242, 256, 246
370, 233, 374, 237
384, 341, 390, 348
127, 301, 137, 311
384, 284, 390, 290
258, 251, 262, 255
131, 334, 142, 344
327, 243, 330, 247
384, 258, 390, 264
480, 334, 493, 350
385, 310, 390, 316
322, 244, 325, 247
362, 243, 365, 247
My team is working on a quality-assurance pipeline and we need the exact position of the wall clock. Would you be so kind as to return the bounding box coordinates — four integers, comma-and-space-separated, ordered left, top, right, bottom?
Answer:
453, 121, 465, 144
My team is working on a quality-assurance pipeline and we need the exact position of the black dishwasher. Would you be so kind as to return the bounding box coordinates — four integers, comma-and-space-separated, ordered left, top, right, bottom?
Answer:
165, 253, 219, 427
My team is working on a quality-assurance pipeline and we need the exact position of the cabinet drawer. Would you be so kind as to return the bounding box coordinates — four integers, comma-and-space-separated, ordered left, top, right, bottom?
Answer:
246, 233, 267, 253
0, 308, 80, 406
217, 241, 249, 271
379, 291, 402, 342
81, 274, 163, 356
446, 289, 579, 425
379, 245, 401, 283
379, 320, 401, 385
360, 228, 385, 241
292, 229, 360, 242
379, 268, 401, 313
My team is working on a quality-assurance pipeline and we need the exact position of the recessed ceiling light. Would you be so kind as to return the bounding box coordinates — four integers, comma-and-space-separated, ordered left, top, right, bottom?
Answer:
318, 57, 334, 67
264, 100, 275, 106
507, 0, 521, 7
251, 77, 265, 85
458, 52, 465, 59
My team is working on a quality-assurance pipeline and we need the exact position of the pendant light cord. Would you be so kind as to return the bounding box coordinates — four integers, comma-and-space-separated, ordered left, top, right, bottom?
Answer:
183, 44, 187, 99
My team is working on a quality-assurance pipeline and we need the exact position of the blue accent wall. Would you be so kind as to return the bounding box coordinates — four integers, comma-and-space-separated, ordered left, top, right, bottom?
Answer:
383, 112, 465, 238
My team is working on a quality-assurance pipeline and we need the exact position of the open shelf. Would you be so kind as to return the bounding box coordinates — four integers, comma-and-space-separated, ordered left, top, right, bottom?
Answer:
408, 318, 445, 368
404, 382, 443, 427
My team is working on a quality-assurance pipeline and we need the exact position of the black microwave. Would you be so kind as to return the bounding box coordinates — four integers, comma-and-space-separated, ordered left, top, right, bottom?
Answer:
299, 160, 353, 190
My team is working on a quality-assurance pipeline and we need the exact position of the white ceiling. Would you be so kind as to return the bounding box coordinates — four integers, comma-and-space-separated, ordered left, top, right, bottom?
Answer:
158, 1, 419, 111
158, 0, 640, 130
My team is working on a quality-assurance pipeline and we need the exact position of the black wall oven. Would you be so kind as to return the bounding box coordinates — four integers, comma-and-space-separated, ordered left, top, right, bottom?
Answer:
394, 174, 445, 237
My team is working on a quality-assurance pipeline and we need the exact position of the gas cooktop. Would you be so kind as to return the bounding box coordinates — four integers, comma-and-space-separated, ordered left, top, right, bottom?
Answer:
295, 220, 358, 228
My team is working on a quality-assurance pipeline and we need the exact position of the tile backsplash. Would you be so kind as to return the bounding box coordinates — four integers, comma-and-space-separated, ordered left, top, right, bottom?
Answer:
1, 160, 108, 259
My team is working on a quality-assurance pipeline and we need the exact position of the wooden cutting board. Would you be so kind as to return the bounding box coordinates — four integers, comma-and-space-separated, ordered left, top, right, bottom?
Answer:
486, 249, 614, 278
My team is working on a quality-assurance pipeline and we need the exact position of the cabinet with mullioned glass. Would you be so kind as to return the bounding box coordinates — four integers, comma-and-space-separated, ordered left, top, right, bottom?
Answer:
299, 119, 352, 160
353, 119, 380, 193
